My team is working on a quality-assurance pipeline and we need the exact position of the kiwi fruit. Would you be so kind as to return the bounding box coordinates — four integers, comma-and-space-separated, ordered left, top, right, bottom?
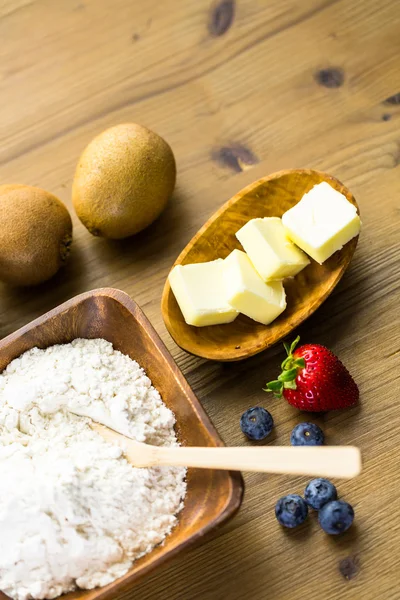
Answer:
0, 185, 72, 286
72, 123, 176, 239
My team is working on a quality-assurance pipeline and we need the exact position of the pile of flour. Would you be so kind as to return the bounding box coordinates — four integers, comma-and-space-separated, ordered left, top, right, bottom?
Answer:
0, 338, 186, 600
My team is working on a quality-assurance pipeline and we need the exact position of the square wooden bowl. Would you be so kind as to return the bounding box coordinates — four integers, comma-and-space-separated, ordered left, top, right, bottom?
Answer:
0, 288, 244, 600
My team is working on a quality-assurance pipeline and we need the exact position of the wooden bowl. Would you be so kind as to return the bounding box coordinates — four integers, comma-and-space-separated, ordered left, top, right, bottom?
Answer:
0, 289, 244, 600
161, 169, 359, 361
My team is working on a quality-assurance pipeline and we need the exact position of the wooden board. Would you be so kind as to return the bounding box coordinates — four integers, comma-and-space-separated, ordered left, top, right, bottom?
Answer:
0, 1, 399, 599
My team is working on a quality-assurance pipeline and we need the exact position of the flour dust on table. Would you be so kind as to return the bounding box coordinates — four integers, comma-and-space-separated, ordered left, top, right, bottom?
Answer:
0, 338, 186, 600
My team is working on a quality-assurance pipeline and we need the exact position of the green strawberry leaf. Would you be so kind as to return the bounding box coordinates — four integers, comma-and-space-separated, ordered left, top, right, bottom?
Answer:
289, 335, 300, 355
294, 358, 305, 368
264, 380, 282, 392
264, 336, 302, 396
283, 380, 297, 390
278, 367, 298, 382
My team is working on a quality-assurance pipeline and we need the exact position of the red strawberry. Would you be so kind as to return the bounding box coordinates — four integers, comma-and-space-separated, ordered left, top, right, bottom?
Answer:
265, 336, 359, 411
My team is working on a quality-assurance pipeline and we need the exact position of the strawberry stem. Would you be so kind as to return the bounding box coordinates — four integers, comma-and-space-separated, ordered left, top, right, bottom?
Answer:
264, 336, 304, 398
289, 336, 300, 354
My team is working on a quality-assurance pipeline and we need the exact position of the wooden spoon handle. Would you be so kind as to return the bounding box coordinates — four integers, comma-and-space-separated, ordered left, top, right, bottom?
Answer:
128, 443, 361, 479
91, 424, 361, 479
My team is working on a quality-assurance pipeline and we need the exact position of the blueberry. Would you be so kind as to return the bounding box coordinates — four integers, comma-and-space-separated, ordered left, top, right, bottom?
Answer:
240, 407, 274, 441
304, 478, 338, 510
275, 494, 308, 528
318, 500, 354, 534
290, 422, 324, 446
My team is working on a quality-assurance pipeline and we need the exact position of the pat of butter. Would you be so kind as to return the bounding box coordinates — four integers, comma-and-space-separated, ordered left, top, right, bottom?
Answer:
169, 260, 239, 327
282, 182, 361, 264
223, 250, 286, 325
236, 217, 310, 281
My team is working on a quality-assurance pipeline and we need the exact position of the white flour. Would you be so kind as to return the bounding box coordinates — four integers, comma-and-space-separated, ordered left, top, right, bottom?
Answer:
0, 339, 186, 600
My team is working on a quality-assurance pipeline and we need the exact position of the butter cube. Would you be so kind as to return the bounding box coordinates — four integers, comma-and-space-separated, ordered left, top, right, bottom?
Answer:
223, 250, 286, 325
282, 182, 361, 264
169, 260, 239, 327
236, 217, 310, 280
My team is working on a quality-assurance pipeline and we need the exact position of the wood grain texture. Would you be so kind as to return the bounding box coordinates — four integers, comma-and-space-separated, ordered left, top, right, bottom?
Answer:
162, 169, 359, 360
0, 0, 399, 599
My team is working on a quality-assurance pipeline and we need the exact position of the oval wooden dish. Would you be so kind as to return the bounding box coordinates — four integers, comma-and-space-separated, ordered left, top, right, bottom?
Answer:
161, 169, 360, 361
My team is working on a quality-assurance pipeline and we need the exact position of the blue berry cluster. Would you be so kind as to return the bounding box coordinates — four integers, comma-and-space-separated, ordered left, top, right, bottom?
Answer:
276, 478, 354, 534
238, 410, 355, 535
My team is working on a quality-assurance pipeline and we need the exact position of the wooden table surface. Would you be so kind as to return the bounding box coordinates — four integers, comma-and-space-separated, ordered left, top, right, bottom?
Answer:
1, 1, 399, 599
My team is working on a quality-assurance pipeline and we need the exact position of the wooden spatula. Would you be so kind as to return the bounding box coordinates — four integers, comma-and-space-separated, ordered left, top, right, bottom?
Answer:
91, 423, 361, 479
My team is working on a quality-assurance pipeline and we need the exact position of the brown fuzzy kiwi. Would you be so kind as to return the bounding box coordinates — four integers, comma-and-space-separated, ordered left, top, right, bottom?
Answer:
0, 185, 73, 286
72, 123, 176, 239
